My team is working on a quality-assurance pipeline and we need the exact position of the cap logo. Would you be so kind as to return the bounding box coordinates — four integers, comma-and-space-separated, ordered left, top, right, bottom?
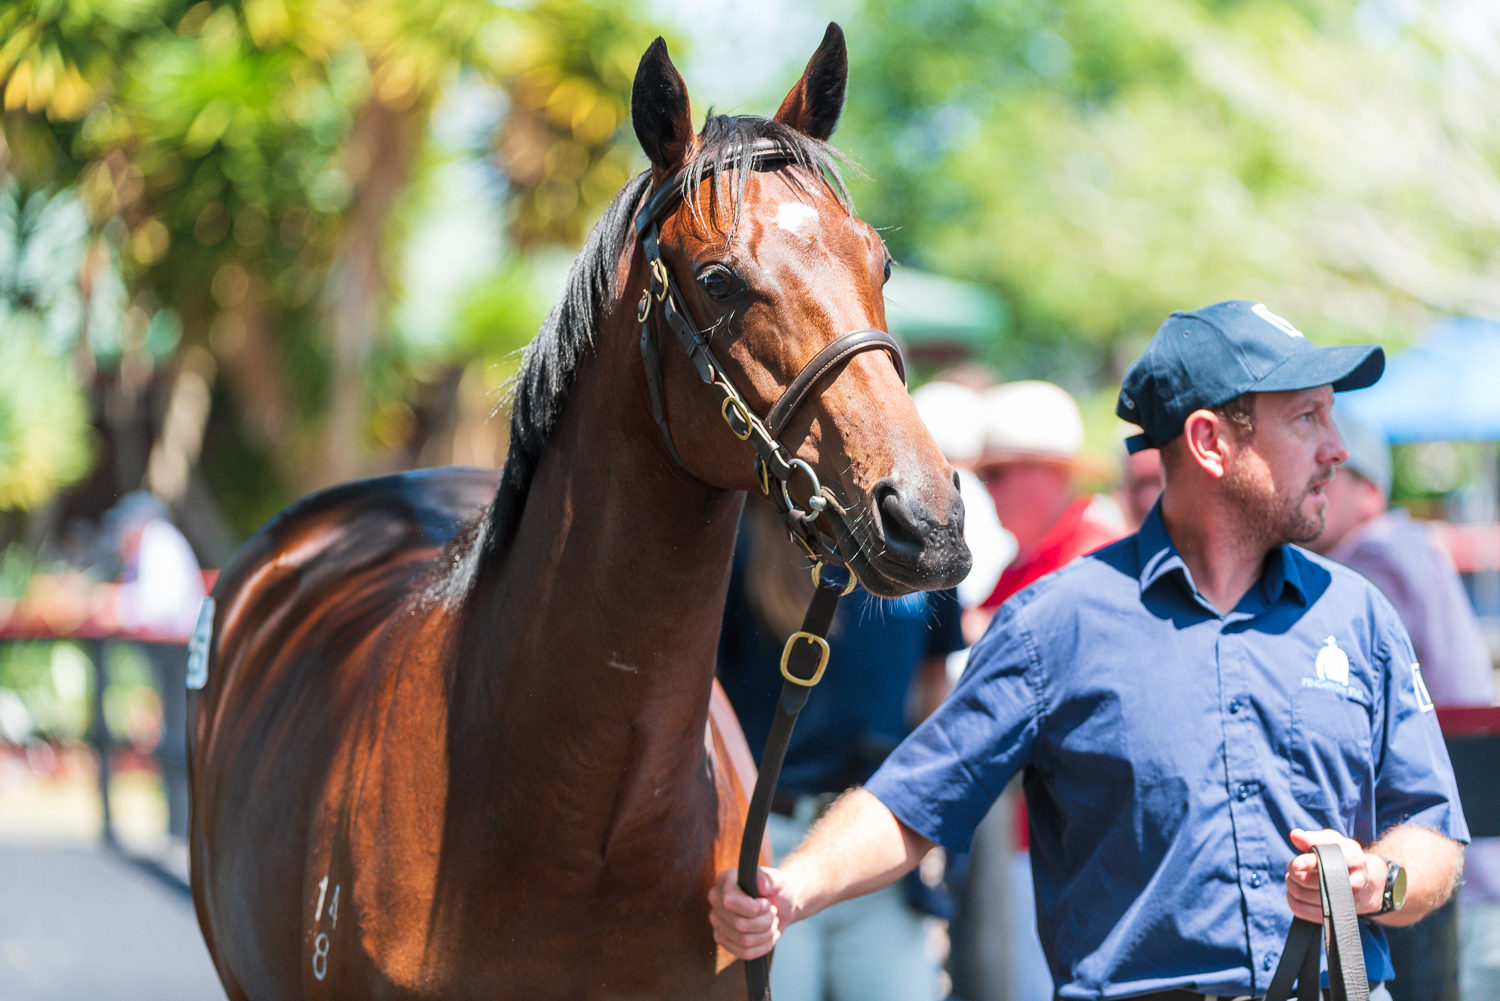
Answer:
1119, 391, 1135, 411
1251, 303, 1305, 339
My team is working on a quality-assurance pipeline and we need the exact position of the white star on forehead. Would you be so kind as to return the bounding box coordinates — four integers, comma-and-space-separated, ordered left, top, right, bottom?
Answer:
775, 202, 819, 236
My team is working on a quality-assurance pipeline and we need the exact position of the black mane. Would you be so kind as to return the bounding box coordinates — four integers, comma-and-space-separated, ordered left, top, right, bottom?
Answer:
458, 115, 849, 579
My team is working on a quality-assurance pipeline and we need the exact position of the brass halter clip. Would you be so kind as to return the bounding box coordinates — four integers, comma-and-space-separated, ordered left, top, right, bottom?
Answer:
811, 561, 857, 596
636, 259, 671, 323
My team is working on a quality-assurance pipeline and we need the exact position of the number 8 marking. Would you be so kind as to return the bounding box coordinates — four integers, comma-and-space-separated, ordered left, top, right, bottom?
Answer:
313, 933, 330, 981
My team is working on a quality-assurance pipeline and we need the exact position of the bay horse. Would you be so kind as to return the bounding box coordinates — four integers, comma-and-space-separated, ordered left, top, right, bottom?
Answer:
188, 24, 970, 1001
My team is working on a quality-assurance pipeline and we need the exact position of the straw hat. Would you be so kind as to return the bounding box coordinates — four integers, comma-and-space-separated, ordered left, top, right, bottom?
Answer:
977, 381, 1105, 476
911, 380, 986, 467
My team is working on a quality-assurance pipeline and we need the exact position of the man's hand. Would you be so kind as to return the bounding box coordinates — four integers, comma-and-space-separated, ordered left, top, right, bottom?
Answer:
708, 867, 797, 960
1284, 828, 1384, 922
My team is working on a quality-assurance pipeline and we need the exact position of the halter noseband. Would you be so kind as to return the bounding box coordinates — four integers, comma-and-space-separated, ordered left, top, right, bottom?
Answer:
633, 138, 906, 566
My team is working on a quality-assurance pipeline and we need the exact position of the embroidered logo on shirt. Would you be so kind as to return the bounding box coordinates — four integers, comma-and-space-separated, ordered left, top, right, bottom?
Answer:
1314, 635, 1350, 686
1411, 662, 1436, 712
1301, 635, 1368, 704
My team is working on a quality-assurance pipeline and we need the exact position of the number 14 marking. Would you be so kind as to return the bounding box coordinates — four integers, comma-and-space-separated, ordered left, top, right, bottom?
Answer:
315, 875, 341, 926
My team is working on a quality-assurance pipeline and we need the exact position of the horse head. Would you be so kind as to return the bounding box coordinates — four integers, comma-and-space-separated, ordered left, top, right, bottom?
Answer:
629, 25, 972, 597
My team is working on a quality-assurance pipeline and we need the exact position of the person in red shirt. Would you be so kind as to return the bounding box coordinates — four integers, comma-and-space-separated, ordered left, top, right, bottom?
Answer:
966, 381, 1125, 641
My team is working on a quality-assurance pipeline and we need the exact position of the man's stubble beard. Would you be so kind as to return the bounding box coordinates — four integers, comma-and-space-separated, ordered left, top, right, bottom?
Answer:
1221, 453, 1328, 548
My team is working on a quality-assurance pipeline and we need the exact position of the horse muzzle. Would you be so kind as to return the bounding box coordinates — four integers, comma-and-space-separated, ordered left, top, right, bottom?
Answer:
842, 475, 972, 598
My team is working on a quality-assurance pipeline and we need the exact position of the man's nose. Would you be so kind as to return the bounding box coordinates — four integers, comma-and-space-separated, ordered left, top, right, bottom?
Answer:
1325, 427, 1349, 467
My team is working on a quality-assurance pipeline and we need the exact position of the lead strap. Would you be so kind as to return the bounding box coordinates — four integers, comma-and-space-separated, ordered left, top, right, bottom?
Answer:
737, 561, 853, 1001
1264, 842, 1370, 1001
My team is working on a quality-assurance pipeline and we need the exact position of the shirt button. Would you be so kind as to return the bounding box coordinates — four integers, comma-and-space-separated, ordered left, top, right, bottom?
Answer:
1228, 698, 1243, 714
1264, 953, 1276, 971
1249, 872, 1264, 888
1235, 782, 1254, 801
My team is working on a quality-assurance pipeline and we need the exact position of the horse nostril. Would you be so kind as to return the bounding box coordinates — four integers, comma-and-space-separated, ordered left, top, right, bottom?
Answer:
874, 481, 926, 558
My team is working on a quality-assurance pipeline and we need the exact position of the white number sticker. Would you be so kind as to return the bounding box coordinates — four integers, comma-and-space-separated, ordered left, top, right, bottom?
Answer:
311, 874, 341, 982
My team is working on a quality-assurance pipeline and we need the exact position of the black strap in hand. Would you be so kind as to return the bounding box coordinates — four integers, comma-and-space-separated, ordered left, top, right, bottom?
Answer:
1265, 842, 1371, 1001
736, 564, 850, 1001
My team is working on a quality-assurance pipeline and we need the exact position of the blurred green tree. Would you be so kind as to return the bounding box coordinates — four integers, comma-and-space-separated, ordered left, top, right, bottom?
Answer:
1, 0, 655, 540
841, 0, 1500, 389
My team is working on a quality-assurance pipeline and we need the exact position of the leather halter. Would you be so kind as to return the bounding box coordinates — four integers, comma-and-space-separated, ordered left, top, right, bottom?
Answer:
633, 138, 906, 566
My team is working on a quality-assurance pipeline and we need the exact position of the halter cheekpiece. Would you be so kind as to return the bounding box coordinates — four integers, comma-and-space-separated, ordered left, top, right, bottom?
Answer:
633, 138, 906, 567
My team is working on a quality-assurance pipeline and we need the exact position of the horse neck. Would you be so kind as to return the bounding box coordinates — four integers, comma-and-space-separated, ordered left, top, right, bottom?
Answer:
449, 301, 746, 852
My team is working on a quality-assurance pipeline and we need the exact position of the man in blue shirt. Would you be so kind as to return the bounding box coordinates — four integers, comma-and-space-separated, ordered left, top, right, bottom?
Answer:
709, 300, 1469, 1000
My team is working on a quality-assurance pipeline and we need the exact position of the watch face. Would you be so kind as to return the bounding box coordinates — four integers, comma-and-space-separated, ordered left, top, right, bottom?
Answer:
1389, 862, 1408, 909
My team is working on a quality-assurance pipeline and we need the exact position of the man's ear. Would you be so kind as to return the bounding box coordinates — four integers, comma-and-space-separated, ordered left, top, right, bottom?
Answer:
1183, 410, 1231, 479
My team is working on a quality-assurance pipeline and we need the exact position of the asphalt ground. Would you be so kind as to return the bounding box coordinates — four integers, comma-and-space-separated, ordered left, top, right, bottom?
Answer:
0, 838, 224, 1001
0, 750, 225, 1001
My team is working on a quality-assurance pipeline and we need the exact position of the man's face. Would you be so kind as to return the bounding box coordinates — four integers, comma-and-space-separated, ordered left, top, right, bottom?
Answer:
1220, 386, 1347, 546
980, 460, 1072, 528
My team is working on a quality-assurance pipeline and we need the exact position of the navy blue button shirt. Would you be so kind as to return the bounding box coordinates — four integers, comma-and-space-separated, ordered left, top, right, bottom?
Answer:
866, 506, 1469, 1000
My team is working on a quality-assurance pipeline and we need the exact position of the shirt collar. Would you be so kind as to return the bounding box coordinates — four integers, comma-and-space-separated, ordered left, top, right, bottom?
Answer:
1134, 502, 1310, 611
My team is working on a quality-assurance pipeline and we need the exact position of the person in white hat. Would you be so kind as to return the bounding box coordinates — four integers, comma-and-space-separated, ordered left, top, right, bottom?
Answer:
969, 381, 1124, 638
909, 381, 1016, 613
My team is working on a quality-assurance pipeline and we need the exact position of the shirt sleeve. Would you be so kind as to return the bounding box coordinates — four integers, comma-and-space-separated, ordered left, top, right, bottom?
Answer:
865, 598, 1044, 851
1370, 594, 1472, 844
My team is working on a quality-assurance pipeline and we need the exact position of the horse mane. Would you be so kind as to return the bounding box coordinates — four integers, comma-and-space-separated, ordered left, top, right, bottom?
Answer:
439, 115, 849, 595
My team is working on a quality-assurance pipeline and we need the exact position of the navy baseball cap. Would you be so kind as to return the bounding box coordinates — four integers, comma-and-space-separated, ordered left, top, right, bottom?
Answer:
1116, 300, 1385, 453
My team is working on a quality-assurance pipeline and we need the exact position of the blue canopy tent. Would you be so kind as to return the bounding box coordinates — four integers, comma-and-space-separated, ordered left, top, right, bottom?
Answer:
1341, 315, 1500, 621
1342, 316, 1500, 443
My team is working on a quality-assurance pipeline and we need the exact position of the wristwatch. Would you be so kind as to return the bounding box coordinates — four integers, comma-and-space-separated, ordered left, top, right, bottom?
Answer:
1376, 856, 1407, 915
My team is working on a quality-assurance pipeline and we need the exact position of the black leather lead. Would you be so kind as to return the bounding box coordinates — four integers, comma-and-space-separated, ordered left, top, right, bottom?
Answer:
1265, 842, 1370, 1001
736, 564, 850, 1001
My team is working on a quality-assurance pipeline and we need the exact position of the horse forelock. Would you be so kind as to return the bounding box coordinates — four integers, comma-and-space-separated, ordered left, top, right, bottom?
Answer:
464, 115, 852, 579
684, 114, 851, 239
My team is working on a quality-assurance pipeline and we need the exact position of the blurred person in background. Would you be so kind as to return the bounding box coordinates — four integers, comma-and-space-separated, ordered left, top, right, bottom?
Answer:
97, 491, 204, 840
715, 500, 967, 1001
969, 380, 1125, 641
1118, 443, 1165, 531
909, 379, 1015, 632
1309, 406, 1499, 1001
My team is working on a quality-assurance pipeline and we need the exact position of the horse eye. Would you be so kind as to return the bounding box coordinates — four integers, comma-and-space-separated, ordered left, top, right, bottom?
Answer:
697, 264, 740, 302
882, 258, 893, 284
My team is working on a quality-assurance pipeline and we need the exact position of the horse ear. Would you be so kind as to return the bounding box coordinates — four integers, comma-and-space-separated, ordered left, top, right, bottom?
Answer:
632, 37, 696, 174
773, 23, 847, 141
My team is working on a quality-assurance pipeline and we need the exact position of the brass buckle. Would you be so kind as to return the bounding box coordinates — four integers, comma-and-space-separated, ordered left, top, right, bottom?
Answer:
780, 631, 831, 687
721, 397, 752, 440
